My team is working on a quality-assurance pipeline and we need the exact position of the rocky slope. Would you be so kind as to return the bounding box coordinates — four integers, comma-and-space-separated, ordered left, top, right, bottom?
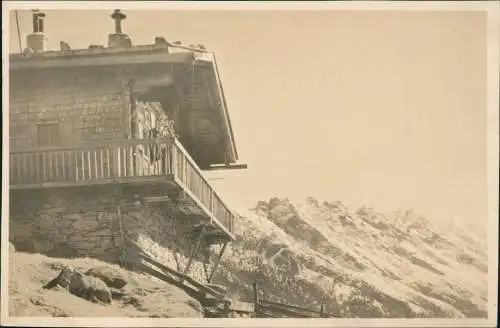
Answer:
8, 243, 203, 317
209, 197, 488, 318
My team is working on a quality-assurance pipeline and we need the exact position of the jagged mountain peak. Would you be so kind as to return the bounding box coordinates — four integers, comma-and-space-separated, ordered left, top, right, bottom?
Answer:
218, 196, 488, 318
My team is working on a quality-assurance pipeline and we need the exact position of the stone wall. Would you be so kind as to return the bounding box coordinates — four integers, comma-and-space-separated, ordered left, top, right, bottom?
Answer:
9, 186, 208, 283
9, 63, 180, 150
9, 66, 129, 149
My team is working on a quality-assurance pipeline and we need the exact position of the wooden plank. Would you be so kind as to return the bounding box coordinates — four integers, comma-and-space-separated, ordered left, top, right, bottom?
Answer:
260, 299, 320, 315
123, 235, 225, 299
62, 151, 66, 179
141, 195, 171, 204
42, 153, 47, 181
253, 282, 259, 308
230, 301, 255, 313
9, 174, 176, 190
182, 225, 206, 276
106, 148, 111, 178
11, 138, 174, 156
87, 150, 92, 180
133, 262, 204, 301
259, 304, 314, 318
10, 51, 194, 70
138, 251, 225, 300
204, 164, 248, 171
259, 299, 336, 318
80, 151, 85, 180
207, 242, 227, 283
95, 149, 99, 179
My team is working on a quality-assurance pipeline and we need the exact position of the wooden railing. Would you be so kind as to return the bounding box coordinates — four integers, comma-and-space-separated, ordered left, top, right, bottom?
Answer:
9, 137, 235, 234
171, 138, 234, 233
252, 282, 336, 318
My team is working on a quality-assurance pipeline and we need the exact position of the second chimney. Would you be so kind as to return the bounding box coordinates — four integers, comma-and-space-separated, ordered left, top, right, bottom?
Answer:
108, 10, 132, 48
26, 10, 47, 52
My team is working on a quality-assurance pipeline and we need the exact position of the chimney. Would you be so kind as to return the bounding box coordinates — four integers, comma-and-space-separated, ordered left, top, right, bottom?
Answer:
108, 9, 132, 48
26, 10, 47, 52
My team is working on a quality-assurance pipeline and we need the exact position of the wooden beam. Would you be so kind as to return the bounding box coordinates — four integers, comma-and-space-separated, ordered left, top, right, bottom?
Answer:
123, 235, 226, 300
207, 241, 228, 283
229, 301, 255, 313
203, 164, 248, 171
182, 224, 206, 277
9, 174, 176, 190
259, 303, 314, 318
116, 199, 128, 269
133, 262, 204, 301
10, 51, 194, 70
138, 251, 225, 299
141, 195, 171, 204
253, 282, 259, 307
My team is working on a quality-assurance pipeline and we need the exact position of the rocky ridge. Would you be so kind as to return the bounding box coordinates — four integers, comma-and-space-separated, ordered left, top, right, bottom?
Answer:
208, 197, 488, 318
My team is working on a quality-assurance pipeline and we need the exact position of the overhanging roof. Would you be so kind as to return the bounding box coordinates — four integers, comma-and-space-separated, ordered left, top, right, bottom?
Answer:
194, 52, 239, 163
9, 46, 194, 70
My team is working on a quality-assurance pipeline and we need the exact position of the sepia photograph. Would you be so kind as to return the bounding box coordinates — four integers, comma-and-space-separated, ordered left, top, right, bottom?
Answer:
2, 1, 499, 327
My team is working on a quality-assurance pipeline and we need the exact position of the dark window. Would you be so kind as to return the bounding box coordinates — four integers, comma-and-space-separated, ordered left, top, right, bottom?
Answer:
37, 122, 60, 146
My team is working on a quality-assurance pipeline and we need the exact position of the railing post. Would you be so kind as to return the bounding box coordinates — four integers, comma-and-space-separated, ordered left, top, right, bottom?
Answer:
210, 190, 214, 214
113, 143, 120, 178
73, 149, 79, 182
183, 156, 188, 184
171, 140, 177, 177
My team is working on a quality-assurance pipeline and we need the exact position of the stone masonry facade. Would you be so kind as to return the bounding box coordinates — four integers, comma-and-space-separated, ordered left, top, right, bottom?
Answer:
10, 187, 208, 283
9, 62, 178, 150
9, 66, 129, 149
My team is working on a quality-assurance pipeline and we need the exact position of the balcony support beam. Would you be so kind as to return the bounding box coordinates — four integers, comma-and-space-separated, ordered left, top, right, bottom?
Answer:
207, 241, 228, 283
203, 164, 248, 171
181, 224, 206, 280
113, 185, 129, 270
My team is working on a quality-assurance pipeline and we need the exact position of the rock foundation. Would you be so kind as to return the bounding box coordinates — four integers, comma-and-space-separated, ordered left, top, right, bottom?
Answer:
10, 187, 208, 282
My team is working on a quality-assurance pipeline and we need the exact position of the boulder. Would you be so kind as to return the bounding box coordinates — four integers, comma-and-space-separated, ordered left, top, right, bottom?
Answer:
43, 265, 112, 304
85, 266, 128, 289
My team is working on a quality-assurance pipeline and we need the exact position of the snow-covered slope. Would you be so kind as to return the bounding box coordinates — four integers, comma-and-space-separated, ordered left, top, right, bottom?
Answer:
210, 197, 488, 318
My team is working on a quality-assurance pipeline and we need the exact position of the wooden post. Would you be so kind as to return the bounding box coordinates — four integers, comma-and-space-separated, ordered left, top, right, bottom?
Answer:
207, 241, 228, 283
114, 185, 128, 269
116, 203, 128, 269
172, 141, 178, 176
252, 282, 259, 311
73, 150, 79, 182
320, 298, 325, 318
181, 225, 206, 279
42, 152, 47, 181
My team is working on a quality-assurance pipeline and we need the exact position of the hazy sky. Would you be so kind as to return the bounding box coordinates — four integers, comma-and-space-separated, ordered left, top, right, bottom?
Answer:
8, 9, 488, 226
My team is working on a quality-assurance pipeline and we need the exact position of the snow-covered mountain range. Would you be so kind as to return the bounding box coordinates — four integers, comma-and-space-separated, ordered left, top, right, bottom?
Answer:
210, 197, 488, 318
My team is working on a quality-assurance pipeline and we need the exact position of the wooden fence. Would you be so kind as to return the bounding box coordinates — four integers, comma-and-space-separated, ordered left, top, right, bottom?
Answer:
252, 282, 336, 318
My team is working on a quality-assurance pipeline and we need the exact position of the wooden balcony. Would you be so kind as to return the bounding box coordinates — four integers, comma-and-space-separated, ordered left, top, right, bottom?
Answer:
9, 137, 235, 240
